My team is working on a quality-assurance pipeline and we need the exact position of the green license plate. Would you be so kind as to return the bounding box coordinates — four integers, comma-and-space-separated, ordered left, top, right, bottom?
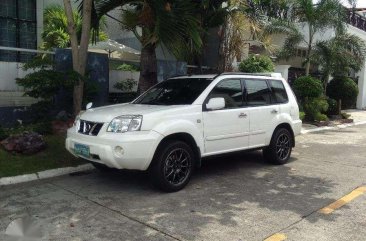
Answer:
74, 143, 90, 158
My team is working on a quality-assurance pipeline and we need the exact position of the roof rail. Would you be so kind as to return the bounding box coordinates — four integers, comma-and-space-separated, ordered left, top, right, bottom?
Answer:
218, 72, 282, 78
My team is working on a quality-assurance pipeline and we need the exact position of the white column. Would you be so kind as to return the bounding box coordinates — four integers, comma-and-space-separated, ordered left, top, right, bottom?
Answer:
356, 61, 366, 109
36, 0, 44, 48
274, 65, 291, 81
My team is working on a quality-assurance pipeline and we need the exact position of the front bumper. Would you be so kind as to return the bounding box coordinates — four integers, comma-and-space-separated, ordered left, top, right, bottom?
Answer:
66, 126, 163, 170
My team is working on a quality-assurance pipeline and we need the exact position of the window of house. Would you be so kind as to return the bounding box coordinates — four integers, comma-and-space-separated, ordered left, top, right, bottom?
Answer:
0, 0, 37, 62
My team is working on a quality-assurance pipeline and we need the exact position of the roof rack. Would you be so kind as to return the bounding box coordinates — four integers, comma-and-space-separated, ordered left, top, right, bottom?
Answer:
217, 72, 282, 78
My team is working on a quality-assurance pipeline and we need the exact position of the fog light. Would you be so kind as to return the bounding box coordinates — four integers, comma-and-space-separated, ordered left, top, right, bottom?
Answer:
114, 146, 124, 157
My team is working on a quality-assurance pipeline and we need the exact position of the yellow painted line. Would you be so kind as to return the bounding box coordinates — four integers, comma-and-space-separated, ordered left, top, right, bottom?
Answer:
319, 186, 366, 214
264, 233, 287, 241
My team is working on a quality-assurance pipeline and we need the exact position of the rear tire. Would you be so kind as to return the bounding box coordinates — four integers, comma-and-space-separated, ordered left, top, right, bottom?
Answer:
263, 128, 293, 165
149, 140, 195, 192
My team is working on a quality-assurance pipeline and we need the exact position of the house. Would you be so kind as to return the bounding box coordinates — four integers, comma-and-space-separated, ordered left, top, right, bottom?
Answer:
273, 8, 366, 109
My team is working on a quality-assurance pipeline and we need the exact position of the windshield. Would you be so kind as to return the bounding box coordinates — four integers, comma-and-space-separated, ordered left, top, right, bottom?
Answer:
133, 78, 213, 105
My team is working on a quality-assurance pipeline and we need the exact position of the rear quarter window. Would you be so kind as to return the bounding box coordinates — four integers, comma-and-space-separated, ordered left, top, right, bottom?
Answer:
269, 80, 288, 104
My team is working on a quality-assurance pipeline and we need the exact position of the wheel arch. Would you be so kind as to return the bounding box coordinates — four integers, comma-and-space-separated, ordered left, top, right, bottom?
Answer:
150, 132, 202, 169
272, 123, 295, 147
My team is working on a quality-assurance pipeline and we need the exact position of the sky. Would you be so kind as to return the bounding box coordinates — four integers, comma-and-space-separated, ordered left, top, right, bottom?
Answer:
339, 0, 366, 8
313, 0, 366, 8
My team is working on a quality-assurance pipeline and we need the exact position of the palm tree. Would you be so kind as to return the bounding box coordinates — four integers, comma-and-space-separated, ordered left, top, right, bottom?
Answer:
285, 0, 346, 75
218, 0, 302, 71
42, 5, 107, 50
89, 0, 202, 93
311, 33, 366, 93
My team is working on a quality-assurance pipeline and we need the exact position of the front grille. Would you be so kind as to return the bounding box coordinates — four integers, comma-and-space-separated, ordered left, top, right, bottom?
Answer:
78, 120, 104, 136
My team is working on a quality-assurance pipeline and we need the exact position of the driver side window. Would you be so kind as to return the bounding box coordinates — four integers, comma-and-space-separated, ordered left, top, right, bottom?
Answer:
208, 79, 243, 109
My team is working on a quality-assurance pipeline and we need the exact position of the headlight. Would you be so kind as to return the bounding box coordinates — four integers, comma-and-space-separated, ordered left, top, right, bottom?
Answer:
107, 115, 143, 133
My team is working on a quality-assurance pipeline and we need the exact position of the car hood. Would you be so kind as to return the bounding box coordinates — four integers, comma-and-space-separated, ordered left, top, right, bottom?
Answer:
80, 103, 182, 123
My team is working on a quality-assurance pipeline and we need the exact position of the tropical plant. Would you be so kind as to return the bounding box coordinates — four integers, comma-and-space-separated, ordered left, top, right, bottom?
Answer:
218, 0, 302, 71
192, 0, 228, 69
311, 33, 366, 91
279, 0, 346, 75
327, 77, 359, 109
238, 55, 274, 73
89, 0, 202, 93
42, 4, 108, 50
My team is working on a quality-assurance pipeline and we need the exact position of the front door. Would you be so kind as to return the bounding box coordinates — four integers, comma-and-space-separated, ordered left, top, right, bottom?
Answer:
203, 79, 249, 154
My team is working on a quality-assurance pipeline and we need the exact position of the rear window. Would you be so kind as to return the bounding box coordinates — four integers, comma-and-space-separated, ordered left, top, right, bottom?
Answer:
133, 78, 213, 105
269, 80, 288, 103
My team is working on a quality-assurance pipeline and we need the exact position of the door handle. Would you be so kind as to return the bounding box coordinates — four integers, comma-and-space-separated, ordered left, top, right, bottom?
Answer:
271, 109, 278, 114
239, 113, 247, 118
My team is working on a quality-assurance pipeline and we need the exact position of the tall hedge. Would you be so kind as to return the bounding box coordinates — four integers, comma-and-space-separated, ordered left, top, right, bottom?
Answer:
292, 76, 323, 101
327, 77, 359, 109
292, 76, 328, 122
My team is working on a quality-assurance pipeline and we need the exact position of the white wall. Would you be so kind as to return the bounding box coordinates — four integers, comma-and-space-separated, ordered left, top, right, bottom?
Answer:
0, 62, 39, 107
109, 70, 140, 93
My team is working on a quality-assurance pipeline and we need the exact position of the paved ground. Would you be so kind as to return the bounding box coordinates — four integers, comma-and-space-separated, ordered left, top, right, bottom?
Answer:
2, 125, 366, 241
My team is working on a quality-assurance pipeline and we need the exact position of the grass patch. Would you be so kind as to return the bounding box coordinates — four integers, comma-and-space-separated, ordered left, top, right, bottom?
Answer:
0, 135, 85, 178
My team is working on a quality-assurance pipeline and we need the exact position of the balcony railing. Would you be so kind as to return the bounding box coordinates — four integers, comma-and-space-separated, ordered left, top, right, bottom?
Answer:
347, 10, 366, 32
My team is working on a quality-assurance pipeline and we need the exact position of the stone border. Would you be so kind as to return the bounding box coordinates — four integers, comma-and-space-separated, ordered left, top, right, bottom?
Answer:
301, 120, 366, 134
0, 164, 94, 186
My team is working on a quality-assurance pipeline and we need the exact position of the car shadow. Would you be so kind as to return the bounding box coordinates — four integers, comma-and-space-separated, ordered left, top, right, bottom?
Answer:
45, 148, 341, 240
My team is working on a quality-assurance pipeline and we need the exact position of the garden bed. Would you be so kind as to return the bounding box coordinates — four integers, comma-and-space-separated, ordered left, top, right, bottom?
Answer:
0, 135, 84, 178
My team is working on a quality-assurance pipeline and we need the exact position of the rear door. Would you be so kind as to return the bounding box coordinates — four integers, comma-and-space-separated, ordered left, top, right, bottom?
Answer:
243, 78, 280, 147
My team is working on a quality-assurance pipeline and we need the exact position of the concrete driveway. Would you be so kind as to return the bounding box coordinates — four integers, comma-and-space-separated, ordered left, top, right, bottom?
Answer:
1, 125, 366, 241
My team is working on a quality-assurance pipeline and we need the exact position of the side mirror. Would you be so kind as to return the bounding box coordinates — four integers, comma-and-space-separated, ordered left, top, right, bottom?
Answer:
206, 97, 225, 110
86, 102, 93, 110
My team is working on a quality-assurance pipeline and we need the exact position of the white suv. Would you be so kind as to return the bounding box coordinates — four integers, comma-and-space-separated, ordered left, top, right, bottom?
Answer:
66, 73, 302, 192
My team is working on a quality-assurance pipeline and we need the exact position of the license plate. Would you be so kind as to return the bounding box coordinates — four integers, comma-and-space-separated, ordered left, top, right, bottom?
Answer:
74, 143, 90, 158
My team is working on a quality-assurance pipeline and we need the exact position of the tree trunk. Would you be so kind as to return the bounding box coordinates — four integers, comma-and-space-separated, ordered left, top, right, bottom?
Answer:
138, 44, 158, 94
63, 0, 92, 116
305, 25, 313, 76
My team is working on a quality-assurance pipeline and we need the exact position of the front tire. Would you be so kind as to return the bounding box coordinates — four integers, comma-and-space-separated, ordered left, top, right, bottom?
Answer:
91, 162, 113, 172
263, 128, 293, 165
149, 140, 195, 192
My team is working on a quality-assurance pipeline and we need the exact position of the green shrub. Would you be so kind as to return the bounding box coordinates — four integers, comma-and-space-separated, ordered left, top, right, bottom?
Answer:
326, 98, 338, 115
117, 63, 139, 72
32, 121, 53, 135
0, 125, 9, 141
299, 111, 305, 121
238, 55, 274, 73
293, 76, 323, 101
304, 97, 329, 121
327, 77, 359, 109
114, 78, 137, 92
314, 113, 328, 122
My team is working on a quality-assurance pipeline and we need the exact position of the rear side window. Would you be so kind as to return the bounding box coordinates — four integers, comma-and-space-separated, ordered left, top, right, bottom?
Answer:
244, 79, 272, 106
270, 80, 288, 103
208, 79, 243, 108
